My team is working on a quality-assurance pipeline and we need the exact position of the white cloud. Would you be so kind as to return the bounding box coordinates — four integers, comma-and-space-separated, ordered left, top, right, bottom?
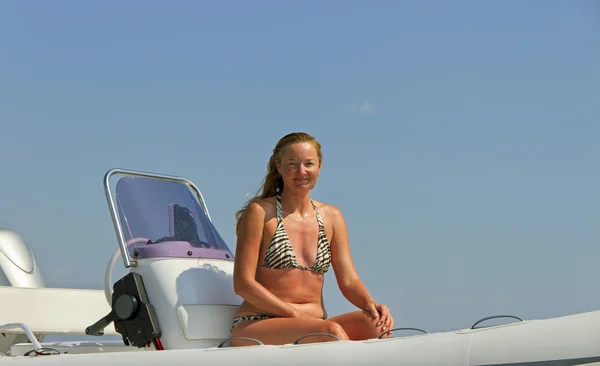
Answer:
345, 101, 377, 115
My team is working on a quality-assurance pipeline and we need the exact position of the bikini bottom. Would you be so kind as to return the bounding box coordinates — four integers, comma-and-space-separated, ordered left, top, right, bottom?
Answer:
231, 314, 275, 333
230, 313, 329, 333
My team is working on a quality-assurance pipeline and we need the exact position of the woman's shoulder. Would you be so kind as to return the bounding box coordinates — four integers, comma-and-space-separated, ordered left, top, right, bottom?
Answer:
245, 196, 277, 215
311, 199, 344, 220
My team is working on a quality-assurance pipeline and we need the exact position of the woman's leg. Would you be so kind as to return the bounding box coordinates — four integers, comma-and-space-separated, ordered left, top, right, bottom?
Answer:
327, 310, 394, 340
230, 317, 349, 346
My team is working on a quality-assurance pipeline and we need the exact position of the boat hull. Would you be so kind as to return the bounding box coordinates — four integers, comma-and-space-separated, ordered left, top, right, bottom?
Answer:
3, 309, 600, 365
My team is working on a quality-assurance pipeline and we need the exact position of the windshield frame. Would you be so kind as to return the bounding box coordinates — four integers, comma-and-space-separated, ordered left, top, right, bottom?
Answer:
104, 168, 233, 268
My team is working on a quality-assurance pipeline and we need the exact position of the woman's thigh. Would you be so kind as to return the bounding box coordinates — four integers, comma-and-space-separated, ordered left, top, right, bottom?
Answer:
327, 310, 393, 340
230, 317, 349, 346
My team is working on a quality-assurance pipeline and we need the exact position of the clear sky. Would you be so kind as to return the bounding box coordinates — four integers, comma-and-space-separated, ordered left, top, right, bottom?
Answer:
1, 0, 599, 335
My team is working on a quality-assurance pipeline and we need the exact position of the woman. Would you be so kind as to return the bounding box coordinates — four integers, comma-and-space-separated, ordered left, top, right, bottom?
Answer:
231, 132, 394, 346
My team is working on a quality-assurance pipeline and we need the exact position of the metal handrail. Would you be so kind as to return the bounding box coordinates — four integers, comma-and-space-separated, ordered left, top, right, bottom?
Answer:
0, 322, 43, 351
293, 333, 341, 344
378, 327, 428, 339
218, 337, 264, 347
471, 315, 523, 329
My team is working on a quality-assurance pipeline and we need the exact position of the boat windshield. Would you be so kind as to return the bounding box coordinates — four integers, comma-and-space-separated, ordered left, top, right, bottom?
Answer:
114, 176, 233, 261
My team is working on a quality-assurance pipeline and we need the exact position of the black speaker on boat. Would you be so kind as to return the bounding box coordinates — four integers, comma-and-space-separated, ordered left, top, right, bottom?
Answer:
85, 272, 162, 348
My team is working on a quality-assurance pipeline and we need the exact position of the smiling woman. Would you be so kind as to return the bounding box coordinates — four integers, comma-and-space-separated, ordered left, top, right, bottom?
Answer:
230, 132, 394, 346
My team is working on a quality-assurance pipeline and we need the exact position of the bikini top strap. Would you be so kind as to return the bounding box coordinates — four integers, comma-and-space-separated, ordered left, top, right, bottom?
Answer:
276, 194, 283, 222
310, 200, 325, 229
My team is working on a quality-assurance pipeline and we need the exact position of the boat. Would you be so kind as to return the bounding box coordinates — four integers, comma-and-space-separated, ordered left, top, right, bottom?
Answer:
1, 167, 599, 365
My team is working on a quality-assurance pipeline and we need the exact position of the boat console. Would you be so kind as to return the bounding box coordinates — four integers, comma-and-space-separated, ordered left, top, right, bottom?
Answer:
86, 169, 242, 350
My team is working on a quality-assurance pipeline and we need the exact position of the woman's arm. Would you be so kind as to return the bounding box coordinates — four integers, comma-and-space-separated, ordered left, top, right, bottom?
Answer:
329, 205, 375, 308
233, 201, 301, 318
329, 205, 393, 328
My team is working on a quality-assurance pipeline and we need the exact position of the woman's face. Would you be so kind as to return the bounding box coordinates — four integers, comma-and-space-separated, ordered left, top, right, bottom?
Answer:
277, 142, 321, 193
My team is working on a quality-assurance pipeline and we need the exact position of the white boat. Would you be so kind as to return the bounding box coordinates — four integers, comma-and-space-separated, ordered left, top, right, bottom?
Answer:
1, 168, 599, 365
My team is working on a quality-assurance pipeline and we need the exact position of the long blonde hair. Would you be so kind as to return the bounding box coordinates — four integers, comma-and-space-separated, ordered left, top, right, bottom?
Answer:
235, 132, 323, 233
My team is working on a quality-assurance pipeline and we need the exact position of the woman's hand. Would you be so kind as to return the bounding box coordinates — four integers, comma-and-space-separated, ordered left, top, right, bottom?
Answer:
365, 302, 393, 332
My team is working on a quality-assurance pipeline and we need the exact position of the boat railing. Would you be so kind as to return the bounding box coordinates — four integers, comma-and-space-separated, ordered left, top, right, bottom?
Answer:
0, 322, 59, 356
378, 327, 428, 339
470, 315, 523, 329
217, 337, 264, 348
292, 333, 341, 344
0, 323, 42, 351
217, 333, 343, 348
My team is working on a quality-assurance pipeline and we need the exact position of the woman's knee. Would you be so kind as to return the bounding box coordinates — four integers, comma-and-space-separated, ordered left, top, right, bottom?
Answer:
294, 321, 348, 343
322, 321, 349, 341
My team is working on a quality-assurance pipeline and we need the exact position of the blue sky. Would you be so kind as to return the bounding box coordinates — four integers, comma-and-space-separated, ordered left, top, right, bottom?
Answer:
1, 0, 599, 334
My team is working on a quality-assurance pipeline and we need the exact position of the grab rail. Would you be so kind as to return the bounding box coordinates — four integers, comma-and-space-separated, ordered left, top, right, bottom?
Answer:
218, 337, 264, 348
0, 323, 43, 351
0, 322, 60, 357
378, 327, 428, 339
471, 315, 523, 329
218, 333, 341, 348
293, 333, 341, 344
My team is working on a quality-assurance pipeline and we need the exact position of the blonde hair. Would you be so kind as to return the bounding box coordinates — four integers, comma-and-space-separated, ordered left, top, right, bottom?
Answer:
235, 132, 323, 233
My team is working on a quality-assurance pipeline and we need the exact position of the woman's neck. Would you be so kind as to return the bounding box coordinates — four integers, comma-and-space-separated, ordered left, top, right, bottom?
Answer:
279, 190, 313, 216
